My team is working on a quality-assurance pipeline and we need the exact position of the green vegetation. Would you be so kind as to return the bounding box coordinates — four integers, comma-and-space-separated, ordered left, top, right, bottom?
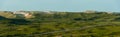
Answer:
0, 11, 120, 37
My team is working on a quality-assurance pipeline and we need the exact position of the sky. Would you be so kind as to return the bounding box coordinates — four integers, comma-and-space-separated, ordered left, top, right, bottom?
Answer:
0, 0, 120, 12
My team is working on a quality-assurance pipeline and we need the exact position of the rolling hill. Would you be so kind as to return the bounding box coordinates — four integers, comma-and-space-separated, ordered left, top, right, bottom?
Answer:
0, 11, 120, 37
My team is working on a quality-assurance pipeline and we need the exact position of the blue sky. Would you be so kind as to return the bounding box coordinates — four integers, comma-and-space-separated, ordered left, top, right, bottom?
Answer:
0, 0, 120, 12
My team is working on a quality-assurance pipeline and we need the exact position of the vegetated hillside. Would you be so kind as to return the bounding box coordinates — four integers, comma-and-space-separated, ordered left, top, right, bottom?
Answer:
1, 11, 120, 37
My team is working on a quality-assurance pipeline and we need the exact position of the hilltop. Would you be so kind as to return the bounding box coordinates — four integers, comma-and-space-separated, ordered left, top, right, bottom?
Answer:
0, 10, 116, 19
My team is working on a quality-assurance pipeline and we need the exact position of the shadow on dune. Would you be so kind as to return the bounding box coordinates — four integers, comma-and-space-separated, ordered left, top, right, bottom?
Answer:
0, 16, 31, 25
